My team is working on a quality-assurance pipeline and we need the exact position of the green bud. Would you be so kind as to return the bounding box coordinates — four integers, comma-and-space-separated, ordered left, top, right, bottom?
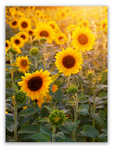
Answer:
49, 109, 66, 127
40, 37, 47, 44
15, 91, 26, 104
30, 47, 39, 55
86, 70, 94, 81
67, 84, 78, 94
9, 47, 17, 54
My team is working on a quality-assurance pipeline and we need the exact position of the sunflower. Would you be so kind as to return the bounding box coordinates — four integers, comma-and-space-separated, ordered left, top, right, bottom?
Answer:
35, 23, 55, 43
11, 44, 22, 54
9, 19, 18, 29
47, 21, 59, 32
101, 19, 107, 30
59, 10, 67, 19
55, 32, 67, 45
34, 95, 45, 108
15, 56, 31, 73
71, 27, 95, 51
55, 47, 83, 76
27, 29, 35, 36
64, 7, 72, 16
65, 24, 76, 33
17, 32, 29, 43
5, 40, 11, 53
18, 69, 51, 100
79, 20, 89, 28
35, 10, 42, 18
11, 35, 24, 48
28, 6, 35, 11
18, 18, 31, 31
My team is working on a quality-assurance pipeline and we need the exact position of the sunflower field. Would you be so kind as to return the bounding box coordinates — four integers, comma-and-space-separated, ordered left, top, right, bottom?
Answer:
5, 6, 107, 142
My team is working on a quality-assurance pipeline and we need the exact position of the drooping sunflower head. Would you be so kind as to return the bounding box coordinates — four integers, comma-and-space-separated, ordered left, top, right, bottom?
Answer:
55, 47, 83, 76
15, 55, 31, 73
71, 27, 95, 51
86, 69, 95, 80
55, 32, 67, 45
18, 69, 51, 100
35, 23, 55, 43
17, 31, 29, 43
9, 19, 18, 29
18, 18, 31, 31
10, 35, 24, 48
5, 40, 11, 53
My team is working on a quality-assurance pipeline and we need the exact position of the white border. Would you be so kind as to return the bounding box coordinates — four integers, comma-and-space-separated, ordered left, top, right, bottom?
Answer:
0, 0, 113, 150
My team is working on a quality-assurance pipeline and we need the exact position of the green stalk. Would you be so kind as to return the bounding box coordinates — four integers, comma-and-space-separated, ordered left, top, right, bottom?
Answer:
52, 126, 56, 142
43, 44, 46, 71
73, 95, 77, 141
51, 98, 53, 109
14, 104, 17, 142
92, 84, 96, 142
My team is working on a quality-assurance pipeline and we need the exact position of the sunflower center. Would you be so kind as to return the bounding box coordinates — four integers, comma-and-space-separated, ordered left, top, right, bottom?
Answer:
78, 34, 88, 45
15, 39, 20, 44
6, 42, 8, 47
61, 13, 65, 17
50, 24, 54, 29
83, 22, 87, 26
28, 30, 33, 35
40, 31, 49, 37
27, 76, 43, 91
62, 55, 76, 68
35, 99, 38, 103
59, 36, 63, 41
103, 23, 106, 28
12, 21, 17, 25
21, 21, 28, 28
21, 60, 28, 67
21, 35, 26, 39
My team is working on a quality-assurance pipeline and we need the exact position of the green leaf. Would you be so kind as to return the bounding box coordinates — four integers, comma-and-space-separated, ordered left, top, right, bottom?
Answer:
20, 107, 39, 116
6, 122, 19, 132
99, 133, 107, 142
55, 132, 65, 141
81, 125, 99, 139
6, 97, 13, 102
30, 133, 50, 142
101, 70, 107, 83
17, 116, 31, 128
18, 124, 37, 134
49, 89, 63, 103
64, 120, 80, 132
44, 106, 54, 112
91, 110, 105, 125
51, 73, 60, 82
65, 137, 75, 142
13, 83, 19, 92
38, 118, 49, 123
79, 108, 89, 115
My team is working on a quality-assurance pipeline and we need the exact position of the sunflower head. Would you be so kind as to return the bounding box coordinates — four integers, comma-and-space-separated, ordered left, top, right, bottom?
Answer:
72, 27, 95, 51
40, 37, 47, 44
55, 47, 83, 76
67, 84, 78, 94
15, 55, 31, 73
15, 91, 26, 104
86, 69, 94, 80
19, 18, 31, 31
49, 109, 66, 127
18, 69, 51, 100
8, 47, 17, 54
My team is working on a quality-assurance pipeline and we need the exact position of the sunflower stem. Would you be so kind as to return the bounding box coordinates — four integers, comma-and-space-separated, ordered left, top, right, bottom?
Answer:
92, 82, 96, 142
43, 44, 46, 71
14, 104, 18, 142
72, 94, 77, 141
52, 126, 56, 142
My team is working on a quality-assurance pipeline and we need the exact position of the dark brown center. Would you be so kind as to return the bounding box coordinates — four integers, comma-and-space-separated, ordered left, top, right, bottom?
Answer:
50, 24, 54, 29
103, 23, 106, 28
12, 21, 17, 25
21, 34, 26, 39
59, 36, 63, 41
83, 22, 87, 26
27, 76, 43, 91
78, 34, 88, 45
21, 21, 28, 28
40, 31, 49, 37
15, 39, 20, 44
21, 60, 28, 67
62, 55, 76, 68
6, 42, 8, 47
28, 30, 33, 35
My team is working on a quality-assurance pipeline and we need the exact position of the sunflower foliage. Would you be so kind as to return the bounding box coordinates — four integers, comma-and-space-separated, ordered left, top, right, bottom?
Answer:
5, 6, 107, 142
